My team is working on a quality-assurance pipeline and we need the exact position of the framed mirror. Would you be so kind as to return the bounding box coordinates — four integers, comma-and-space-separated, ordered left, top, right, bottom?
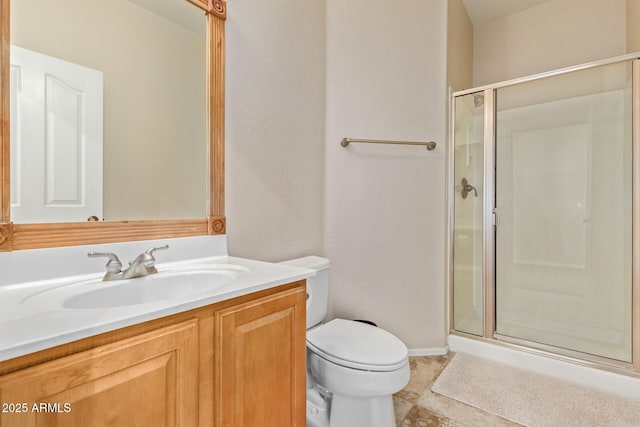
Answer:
0, 0, 226, 250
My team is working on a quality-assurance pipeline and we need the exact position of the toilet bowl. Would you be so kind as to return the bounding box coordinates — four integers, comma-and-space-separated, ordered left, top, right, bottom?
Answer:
279, 257, 410, 427
307, 318, 410, 427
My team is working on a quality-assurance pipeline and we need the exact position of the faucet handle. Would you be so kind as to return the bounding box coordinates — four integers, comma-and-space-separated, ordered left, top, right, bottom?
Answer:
145, 244, 169, 256
129, 245, 169, 274
130, 245, 169, 270
88, 251, 123, 273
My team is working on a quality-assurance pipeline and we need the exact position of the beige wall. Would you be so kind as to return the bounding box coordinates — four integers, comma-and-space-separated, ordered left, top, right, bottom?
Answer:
325, 0, 448, 351
447, 0, 474, 92
227, 0, 448, 352
473, 0, 626, 86
628, 0, 640, 52
12, 0, 207, 221
225, 0, 326, 261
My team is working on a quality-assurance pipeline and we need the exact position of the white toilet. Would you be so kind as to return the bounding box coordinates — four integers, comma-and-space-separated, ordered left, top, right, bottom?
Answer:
280, 256, 410, 427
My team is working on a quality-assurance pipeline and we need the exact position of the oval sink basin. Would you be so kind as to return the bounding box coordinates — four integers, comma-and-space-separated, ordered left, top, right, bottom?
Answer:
22, 264, 249, 310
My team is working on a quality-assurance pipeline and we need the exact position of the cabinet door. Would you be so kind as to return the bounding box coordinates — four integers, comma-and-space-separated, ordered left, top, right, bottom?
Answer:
0, 320, 198, 427
215, 285, 306, 427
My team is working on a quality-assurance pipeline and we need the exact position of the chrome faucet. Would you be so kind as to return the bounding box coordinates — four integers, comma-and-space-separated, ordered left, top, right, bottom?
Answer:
88, 245, 169, 281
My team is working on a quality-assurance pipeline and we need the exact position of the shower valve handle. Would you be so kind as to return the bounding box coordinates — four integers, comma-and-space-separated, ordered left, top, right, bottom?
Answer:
461, 178, 478, 199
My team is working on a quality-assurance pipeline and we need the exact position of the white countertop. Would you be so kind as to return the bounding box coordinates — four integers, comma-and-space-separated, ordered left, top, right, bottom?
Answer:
0, 236, 314, 362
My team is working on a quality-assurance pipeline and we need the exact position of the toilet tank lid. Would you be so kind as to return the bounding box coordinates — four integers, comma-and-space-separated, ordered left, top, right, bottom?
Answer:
279, 256, 329, 271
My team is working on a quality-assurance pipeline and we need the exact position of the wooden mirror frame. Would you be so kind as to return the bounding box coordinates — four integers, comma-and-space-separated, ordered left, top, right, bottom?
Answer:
0, 0, 226, 251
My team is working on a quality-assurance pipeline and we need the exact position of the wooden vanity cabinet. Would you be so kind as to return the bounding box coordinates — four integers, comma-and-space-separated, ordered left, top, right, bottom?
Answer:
215, 284, 306, 427
0, 280, 306, 427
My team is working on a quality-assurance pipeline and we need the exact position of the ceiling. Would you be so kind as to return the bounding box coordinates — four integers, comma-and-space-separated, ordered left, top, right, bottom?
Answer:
462, 0, 554, 26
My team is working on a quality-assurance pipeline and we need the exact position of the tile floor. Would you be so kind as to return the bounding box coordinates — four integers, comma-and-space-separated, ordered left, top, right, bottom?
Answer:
393, 353, 524, 426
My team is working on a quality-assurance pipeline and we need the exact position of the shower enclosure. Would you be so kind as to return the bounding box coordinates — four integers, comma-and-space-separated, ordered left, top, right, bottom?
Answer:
450, 54, 639, 371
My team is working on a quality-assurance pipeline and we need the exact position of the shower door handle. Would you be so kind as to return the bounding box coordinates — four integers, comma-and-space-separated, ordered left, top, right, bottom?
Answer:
461, 178, 478, 199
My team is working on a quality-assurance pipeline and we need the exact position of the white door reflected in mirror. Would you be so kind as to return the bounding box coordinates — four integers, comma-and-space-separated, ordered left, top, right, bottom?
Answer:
10, 46, 103, 223
9, 0, 208, 224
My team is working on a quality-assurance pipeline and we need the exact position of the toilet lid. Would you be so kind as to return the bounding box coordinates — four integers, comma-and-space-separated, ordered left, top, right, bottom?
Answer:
306, 319, 408, 372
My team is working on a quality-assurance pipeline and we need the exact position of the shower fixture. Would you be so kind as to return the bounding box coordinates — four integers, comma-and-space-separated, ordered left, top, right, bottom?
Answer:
460, 177, 478, 199
473, 93, 484, 108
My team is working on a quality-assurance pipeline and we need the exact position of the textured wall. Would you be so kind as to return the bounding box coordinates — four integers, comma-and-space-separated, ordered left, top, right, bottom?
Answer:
226, 0, 449, 352
627, 0, 640, 52
325, 0, 448, 352
225, 0, 326, 261
447, 0, 474, 92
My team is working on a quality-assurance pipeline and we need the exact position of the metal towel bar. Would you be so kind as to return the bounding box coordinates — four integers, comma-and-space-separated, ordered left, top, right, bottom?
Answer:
340, 137, 436, 150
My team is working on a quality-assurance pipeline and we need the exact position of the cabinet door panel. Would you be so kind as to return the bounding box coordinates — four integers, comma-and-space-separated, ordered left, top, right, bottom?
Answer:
215, 286, 306, 427
0, 320, 198, 427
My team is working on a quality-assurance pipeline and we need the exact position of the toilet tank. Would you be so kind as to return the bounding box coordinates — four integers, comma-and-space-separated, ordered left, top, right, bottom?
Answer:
279, 256, 330, 329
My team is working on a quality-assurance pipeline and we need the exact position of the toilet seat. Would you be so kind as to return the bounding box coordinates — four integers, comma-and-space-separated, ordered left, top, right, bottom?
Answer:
306, 319, 408, 372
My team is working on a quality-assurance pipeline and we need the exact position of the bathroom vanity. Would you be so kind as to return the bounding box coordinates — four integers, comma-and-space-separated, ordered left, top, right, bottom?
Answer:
0, 281, 305, 426
0, 237, 312, 426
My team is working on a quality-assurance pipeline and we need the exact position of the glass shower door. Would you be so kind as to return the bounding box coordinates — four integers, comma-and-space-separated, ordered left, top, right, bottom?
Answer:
494, 62, 633, 362
452, 92, 485, 336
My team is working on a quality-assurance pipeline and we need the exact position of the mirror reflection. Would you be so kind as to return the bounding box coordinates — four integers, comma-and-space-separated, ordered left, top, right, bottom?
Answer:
10, 0, 207, 223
